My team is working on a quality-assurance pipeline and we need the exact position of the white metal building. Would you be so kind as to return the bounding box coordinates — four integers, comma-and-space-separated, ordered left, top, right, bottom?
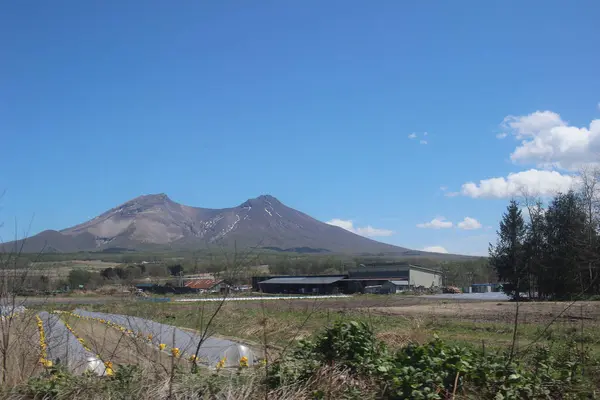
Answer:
347, 263, 442, 289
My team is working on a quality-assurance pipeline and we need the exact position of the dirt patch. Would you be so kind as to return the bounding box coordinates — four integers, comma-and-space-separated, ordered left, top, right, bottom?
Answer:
368, 301, 600, 324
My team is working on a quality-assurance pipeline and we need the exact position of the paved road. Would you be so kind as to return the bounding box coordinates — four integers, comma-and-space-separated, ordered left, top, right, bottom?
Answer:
422, 292, 510, 301
19, 296, 124, 306
175, 294, 352, 302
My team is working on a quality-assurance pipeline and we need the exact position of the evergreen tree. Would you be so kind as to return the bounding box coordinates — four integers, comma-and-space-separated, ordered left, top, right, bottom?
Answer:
489, 200, 527, 299
523, 200, 546, 299
542, 191, 587, 299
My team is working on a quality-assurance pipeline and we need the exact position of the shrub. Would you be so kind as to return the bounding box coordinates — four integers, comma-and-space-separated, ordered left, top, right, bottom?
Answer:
267, 320, 389, 387
268, 320, 591, 400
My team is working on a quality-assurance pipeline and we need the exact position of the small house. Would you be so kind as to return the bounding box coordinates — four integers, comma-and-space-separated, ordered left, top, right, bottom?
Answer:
184, 279, 230, 293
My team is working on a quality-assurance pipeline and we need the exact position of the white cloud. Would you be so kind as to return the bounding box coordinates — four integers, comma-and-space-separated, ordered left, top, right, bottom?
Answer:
460, 169, 579, 198
326, 218, 394, 237
422, 246, 448, 254
439, 185, 448, 191
409, 132, 430, 142
457, 217, 482, 230
503, 110, 600, 170
452, 107, 600, 199
417, 217, 453, 229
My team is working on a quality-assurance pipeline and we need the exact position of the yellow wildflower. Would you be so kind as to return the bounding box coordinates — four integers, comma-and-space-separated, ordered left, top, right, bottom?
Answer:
40, 358, 53, 368
188, 355, 197, 362
216, 357, 226, 370
239, 356, 249, 368
171, 348, 180, 358
159, 343, 166, 351
104, 361, 114, 376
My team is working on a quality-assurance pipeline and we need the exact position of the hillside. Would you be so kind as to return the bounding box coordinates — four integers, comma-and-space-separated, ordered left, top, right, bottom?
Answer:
2, 194, 464, 258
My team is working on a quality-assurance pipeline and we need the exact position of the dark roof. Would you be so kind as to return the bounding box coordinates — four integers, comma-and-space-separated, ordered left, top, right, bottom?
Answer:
255, 274, 349, 280
259, 276, 345, 285
343, 277, 404, 281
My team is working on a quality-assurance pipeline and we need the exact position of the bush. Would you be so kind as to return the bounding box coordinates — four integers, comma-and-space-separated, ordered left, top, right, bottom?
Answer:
267, 320, 389, 388
267, 320, 591, 400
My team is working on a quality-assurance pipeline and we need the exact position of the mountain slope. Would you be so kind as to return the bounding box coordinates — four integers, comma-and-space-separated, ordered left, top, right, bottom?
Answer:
1, 194, 447, 256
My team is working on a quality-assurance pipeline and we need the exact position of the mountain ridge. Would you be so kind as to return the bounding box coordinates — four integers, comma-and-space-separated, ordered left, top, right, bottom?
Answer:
1, 194, 470, 258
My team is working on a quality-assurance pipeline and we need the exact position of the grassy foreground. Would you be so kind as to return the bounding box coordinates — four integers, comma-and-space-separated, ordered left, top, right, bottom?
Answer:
4, 296, 600, 398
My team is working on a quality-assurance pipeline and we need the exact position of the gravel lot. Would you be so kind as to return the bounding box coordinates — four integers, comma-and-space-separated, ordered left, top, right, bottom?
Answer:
74, 309, 256, 367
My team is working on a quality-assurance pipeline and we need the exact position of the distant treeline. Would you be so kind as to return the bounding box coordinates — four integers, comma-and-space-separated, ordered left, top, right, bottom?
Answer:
9, 245, 494, 291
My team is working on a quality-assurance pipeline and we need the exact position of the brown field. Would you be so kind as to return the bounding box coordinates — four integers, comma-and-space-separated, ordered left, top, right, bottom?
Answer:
0, 313, 42, 385
368, 300, 600, 323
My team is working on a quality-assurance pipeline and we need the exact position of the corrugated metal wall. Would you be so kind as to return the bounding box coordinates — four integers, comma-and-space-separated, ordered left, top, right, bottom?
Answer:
409, 269, 442, 287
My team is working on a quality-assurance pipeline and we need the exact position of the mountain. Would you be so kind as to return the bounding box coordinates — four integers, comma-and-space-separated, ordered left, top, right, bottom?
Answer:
1, 194, 462, 257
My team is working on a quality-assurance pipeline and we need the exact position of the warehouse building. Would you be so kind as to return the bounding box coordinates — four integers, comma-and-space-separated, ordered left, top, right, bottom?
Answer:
257, 275, 346, 294
254, 263, 442, 294
347, 263, 442, 288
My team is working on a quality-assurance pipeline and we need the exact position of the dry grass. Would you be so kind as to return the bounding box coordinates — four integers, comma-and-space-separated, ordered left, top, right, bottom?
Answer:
369, 300, 600, 323
0, 360, 377, 400
0, 313, 42, 385
375, 315, 429, 349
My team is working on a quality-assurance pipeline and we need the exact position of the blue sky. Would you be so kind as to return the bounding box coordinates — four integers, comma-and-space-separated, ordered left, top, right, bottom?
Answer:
1, 1, 599, 255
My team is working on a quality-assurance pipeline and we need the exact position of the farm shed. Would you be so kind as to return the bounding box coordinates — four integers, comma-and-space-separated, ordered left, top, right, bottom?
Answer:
381, 280, 410, 294
347, 263, 442, 289
258, 276, 346, 294
253, 264, 442, 295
